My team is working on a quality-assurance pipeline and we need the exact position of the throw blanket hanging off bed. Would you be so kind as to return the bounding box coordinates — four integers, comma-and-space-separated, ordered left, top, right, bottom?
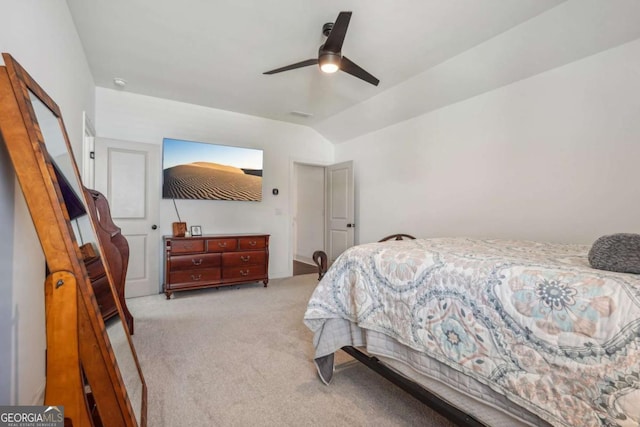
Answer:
304, 238, 640, 427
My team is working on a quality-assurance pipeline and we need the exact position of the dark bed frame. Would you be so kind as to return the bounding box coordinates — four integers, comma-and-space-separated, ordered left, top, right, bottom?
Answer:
313, 234, 486, 427
342, 346, 485, 426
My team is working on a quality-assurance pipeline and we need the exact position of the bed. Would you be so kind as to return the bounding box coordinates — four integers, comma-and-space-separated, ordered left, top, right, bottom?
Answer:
303, 237, 640, 427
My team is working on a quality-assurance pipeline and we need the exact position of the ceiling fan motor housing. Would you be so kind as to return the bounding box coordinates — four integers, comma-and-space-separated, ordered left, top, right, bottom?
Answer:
322, 22, 334, 37
319, 20, 341, 73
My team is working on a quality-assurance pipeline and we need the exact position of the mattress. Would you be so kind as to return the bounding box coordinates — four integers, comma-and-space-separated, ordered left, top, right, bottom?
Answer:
314, 318, 550, 427
305, 238, 640, 426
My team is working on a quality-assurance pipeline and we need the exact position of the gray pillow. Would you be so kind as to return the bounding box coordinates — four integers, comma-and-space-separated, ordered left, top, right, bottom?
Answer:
588, 233, 640, 274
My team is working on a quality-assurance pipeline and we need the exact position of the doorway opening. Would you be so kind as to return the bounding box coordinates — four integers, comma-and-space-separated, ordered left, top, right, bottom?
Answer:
292, 162, 325, 276
292, 160, 355, 277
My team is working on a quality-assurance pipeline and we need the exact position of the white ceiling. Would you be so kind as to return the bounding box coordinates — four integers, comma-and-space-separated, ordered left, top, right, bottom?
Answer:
64, 1, 639, 142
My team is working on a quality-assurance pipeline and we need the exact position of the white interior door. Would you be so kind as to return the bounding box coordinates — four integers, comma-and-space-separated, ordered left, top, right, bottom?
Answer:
94, 138, 161, 297
325, 161, 355, 263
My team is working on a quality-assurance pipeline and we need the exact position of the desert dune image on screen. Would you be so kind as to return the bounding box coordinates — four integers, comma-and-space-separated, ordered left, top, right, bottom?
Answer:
162, 138, 263, 201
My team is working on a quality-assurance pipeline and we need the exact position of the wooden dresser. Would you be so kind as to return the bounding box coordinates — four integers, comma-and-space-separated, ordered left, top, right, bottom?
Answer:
83, 254, 118, 319
163, 234, 270, 298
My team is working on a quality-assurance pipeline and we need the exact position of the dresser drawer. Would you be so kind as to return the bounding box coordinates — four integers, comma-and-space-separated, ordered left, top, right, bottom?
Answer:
206, 238, 238, 252
169, 239, 205, 254
84, 256, 106, 281
170, 253, 221, 270
223, 265, 267, 281
238, 237, 266, 250
169, 268, 221, 288
222, 251, 266, 267
92, 275, 117, 316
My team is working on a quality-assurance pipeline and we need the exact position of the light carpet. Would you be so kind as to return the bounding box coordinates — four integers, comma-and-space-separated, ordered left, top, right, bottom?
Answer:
126, 274, 457, 426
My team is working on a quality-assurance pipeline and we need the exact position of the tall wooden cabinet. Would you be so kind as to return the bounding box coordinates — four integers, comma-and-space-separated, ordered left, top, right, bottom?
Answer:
164, 234, 269, 298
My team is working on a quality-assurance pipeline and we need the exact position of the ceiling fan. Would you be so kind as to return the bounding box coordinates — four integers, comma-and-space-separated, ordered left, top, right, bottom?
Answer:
263, 11, 380, 86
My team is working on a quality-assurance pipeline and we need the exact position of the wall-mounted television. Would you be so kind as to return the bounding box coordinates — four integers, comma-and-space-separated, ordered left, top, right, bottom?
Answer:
162, 138, 263, 201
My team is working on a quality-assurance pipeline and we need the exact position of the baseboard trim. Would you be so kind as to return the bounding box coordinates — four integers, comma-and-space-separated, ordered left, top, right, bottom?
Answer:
294, 256, 314, 265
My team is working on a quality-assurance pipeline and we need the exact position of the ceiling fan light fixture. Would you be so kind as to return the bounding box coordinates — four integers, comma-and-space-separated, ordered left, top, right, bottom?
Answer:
320, 62, 339, 73
319, 52, 341, 73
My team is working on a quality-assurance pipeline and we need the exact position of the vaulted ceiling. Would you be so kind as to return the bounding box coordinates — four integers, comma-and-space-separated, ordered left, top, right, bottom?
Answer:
65, 1, 640, 142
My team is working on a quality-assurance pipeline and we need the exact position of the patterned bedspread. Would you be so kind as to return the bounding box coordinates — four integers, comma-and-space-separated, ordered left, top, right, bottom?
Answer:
303, 238, 640, 427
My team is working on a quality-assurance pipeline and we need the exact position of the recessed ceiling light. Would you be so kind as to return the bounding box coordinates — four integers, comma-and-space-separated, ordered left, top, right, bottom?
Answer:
113, 77, 127, 88
290, 111, 313, 118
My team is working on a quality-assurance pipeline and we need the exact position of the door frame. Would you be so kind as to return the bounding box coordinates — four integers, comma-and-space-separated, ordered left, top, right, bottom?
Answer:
292, 162, 326, 265
289, 158, 356, 275
289, 158, 329, 276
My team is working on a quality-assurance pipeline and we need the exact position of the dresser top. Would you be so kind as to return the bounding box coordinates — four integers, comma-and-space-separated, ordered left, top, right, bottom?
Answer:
163, 233, 269, 240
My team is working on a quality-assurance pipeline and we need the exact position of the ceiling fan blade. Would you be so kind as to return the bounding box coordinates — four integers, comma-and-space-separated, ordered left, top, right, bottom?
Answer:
340, 56, 379, 86
263, 59, 318, 75
324, 11, 351, 53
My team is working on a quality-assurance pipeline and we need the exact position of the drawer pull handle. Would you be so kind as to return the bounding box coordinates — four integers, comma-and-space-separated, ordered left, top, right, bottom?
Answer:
240, 255, 251, 262
240, 270, 249, 276
192, 258, 203, 265
218, 242, 227, 248
248, 241, 257, 246
191, 274, 202, 281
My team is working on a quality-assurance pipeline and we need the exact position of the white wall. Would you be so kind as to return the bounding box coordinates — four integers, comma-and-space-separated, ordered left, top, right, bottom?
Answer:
0, 1, 95, 405
336, 38, 640, 245
95, 88, 334, 279
293, 164, 325, 263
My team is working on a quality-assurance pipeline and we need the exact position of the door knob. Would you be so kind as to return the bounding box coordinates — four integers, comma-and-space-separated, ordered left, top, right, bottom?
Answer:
347, 223, 355, 228
151, 224, 158, 230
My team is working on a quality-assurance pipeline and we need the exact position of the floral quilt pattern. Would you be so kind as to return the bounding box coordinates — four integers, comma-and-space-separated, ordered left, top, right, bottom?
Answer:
304, 238, 640, 427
